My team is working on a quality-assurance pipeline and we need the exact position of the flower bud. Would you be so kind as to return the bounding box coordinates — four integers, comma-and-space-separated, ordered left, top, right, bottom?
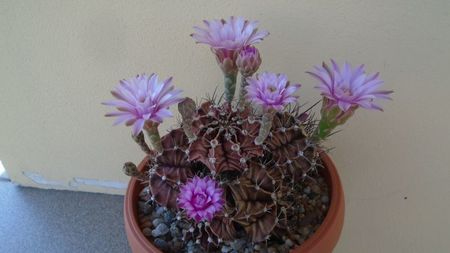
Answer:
236, 46, 261, 77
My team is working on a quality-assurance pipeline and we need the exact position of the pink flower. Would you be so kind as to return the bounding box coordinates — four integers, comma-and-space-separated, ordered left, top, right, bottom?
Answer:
236, 45, 262, 77
191, 16, 269, 50
103, 74, 183, 136
307, 60, 393, 112
177, 176, 224, 222
192, 16, 269, 74
245, 72, 301, 111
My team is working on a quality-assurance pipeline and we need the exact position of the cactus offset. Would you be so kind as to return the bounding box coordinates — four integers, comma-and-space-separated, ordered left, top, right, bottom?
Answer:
178, 97, 197, 141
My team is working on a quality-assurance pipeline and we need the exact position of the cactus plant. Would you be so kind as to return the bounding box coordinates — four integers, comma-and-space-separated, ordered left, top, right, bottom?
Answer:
104, 16, 391, 253
133, 100, 321, 250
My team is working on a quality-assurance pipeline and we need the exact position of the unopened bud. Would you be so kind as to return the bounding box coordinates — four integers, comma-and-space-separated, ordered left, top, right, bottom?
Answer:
236, 46, 261, 77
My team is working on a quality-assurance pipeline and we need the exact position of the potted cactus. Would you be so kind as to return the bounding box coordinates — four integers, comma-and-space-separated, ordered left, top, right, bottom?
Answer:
103, 17, 392, 253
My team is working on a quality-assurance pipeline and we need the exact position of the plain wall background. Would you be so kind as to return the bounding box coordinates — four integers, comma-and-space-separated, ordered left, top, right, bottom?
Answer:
1, 1, 450, 252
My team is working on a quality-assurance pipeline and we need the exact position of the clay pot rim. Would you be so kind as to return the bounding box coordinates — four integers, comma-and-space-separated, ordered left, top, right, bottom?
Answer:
124, 152, 344, 253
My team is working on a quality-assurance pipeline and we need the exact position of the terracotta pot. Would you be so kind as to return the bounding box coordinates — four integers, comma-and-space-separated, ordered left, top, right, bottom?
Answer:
124, 152, 345, 253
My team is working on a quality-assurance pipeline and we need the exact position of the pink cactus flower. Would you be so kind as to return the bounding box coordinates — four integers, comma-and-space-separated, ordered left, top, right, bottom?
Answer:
191, 16, 269, 74
245, 72, 301, 111
177, 176, 224, 222
192, 16, 269, 50
236, 45, 262, 77
103, 74, 183, 136
307, 60, 393, 112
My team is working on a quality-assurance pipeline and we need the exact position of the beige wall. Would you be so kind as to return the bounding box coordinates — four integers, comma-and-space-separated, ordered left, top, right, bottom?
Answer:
1, 1, 450, 252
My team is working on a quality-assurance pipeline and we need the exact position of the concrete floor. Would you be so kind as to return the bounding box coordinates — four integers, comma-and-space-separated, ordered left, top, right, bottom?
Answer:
0, 179, 130, 253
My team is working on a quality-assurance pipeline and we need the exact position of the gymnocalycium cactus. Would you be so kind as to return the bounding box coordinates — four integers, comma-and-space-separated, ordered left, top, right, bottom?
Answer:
104, 16, 392, 252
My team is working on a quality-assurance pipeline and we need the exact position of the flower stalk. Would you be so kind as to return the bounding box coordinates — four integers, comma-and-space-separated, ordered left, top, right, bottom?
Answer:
144, 122, 163, 153
314, 98, 356, 141
224, 72, 237, 103
178, 97, 196, 140
238, 75, 250, 106
254, 110, 275, 145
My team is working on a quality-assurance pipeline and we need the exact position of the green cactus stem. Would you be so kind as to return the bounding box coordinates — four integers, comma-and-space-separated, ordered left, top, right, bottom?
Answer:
178, 97, 196, 140
224, 73, 237, 103
315, 117, 335, 141
255, 111, 274, 145
144, 122, 163, 153
132, 131, 152, 154
314, 98, 356, 141
238, 75, 250, 107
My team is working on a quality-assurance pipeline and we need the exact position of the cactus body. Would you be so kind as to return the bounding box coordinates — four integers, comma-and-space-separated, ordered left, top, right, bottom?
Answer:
139, 99, 320, 250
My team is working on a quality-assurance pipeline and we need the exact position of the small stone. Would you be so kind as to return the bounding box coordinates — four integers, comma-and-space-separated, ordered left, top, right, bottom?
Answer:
139, 215, 151, 223
150, 211, 159, 220
285, 239, 294, 247
321, 195, 330, 203
268, 247, 278, 253
163, 211, 175, 223
221, 245, 232, 253
300, 227, 310, 236
292, 234, 303, 244
140, 220, 152, 229
152, 218, 164, 227
170, 239, 183, 251
311, 185, 321, 194
155, 206, 165, 216
254, 244, 261, 250
299, 205, 305, 213
187, 241, 201, 253
303, 186, 311, 194
277, 244, 289, 252
170, 224, 181, 238
153, 238, 169, 251
142, 227, 152, 237
231, 239, 246, 251
177, 221, 191, 230
152, 223, 169, 237
138, 201, 152, 215
258, 244, 268, 253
